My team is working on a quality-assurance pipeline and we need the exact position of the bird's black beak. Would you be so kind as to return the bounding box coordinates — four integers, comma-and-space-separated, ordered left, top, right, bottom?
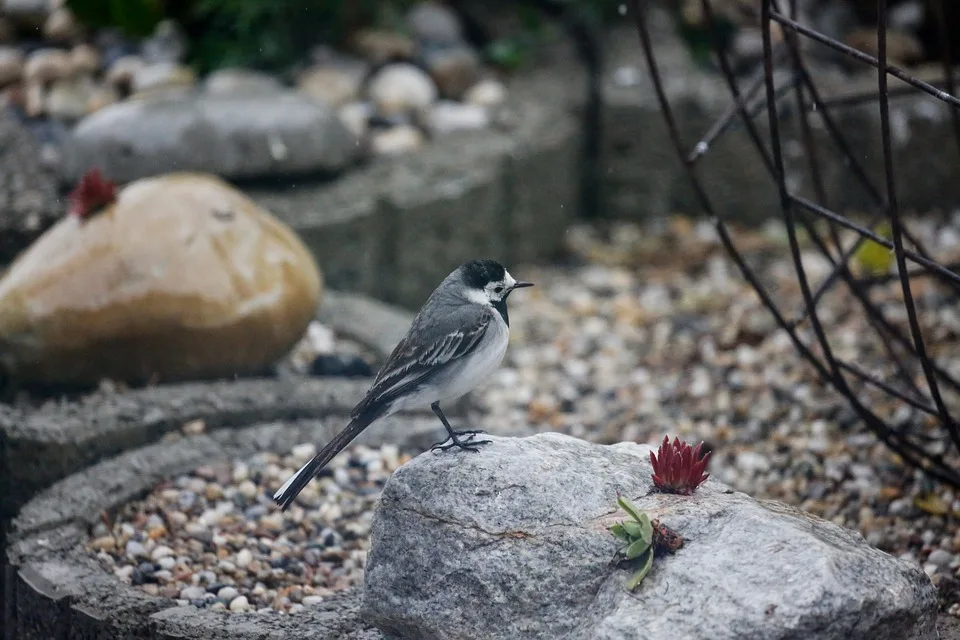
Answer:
511, 281, 534, 290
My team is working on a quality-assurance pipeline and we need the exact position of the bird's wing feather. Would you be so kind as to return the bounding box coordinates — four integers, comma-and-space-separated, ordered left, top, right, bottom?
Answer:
351, 305, 493, 419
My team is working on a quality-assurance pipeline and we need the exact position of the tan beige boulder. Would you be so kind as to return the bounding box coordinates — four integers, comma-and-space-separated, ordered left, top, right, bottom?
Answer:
0, 172, 323, 386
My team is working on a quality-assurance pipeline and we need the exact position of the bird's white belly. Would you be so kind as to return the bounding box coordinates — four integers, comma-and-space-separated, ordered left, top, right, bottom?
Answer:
395, 318, 509, 410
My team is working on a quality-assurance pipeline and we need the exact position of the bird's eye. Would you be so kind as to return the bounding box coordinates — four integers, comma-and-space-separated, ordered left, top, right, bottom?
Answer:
493, 286, 504, 294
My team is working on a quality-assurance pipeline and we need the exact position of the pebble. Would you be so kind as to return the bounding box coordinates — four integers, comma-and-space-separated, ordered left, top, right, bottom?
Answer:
90, 443, 408, 613
422, 45, 481, 101
463, 79, 507, 110
425, 101, 489, 135
371, 125, 425, 156
406, 1, 464, 45
236, 548, 253, 568
217, 586, 239, 602
229, 595, 250, 612
366, 63, 437, 116
0, 46, 24, 86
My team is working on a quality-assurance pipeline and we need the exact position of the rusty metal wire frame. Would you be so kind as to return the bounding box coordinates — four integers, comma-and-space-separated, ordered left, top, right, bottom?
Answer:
627, 0, 960, 486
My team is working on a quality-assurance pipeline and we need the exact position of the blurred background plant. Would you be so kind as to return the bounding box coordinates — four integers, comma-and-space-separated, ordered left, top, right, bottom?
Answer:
64, 0, 622, 74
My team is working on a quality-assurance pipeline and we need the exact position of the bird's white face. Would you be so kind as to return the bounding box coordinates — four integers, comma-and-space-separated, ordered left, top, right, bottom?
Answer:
464, 271, 519, 306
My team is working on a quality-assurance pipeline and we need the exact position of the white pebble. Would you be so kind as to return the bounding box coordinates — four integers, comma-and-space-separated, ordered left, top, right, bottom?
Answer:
302, 595, 324, 606
217, 586, 239, 602
236, 548, 253, 568
151, 545, 173, 560
229, 595, 250, 612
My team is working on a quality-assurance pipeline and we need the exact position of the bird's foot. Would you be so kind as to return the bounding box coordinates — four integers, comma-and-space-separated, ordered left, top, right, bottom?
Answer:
430, 429, 491, 453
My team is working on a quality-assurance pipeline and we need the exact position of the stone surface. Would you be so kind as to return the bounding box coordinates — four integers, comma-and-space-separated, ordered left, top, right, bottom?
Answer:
362, 433, 939, 640
0, 109, 62, 263
202, 68, 283, 96
0, 172, 322, 386
63, 91, 362, 183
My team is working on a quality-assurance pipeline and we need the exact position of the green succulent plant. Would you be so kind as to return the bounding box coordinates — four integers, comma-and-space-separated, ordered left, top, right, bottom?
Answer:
608, 494, 655, 591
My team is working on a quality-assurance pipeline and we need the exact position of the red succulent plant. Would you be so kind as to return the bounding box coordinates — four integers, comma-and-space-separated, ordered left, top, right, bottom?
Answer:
650, 435, 711, 495
68, 168, 117, 220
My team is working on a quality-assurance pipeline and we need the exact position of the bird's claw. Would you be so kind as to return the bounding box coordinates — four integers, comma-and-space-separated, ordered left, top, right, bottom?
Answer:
430, 430, 492, 453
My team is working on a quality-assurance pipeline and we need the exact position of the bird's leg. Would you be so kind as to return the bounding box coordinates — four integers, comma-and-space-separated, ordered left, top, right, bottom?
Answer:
429, 402, 491, 452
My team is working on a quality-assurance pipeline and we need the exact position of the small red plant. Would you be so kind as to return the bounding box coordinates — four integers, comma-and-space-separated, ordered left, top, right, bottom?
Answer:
68, 168, 117, 220
650, 435, 711, 495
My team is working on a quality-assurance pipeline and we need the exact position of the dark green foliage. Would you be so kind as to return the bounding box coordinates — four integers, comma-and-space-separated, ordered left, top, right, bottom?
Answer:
64, 0, 618, 74
66, 0, 165, 38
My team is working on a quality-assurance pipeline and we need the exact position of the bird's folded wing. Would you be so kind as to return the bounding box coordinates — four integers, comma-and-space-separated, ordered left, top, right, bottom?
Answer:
350, 308, 493, 419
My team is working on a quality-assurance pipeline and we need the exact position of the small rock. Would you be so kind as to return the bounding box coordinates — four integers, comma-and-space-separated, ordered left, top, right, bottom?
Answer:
236, 548, 253, 569
2, 0, 48, 27
310, 353, 374, 378
425, 101, 489, 135
298, 65, 364, 108
142, 19, 187, 64
292, 442, 317, 461
43, 7, 80, 43
69, 44, 100, 76
422, 45, 481, 100
132, 61, 197, 96
104, 55, 144, 93
45, 75, 96, 121
302, 595, 324, 606
371, 124, 425, 156
217, 586, 239, 602
463, 79, 507, 110
0, 47, 24, 86
151, 545, 174, 561
229, 595, 250, 612
338, 101, 373, 139
367, 63, 437, 116
406, 1, 464, 45
24, 49, 70, 84
125, 540, 147, 560
157, 556, 176, 570
89, 536, 116, 551
350, 29, 416, 64
927, 548, 952, 569
203, 68, 282, 96
180, 585, 206, 600
237, 479, 258, 500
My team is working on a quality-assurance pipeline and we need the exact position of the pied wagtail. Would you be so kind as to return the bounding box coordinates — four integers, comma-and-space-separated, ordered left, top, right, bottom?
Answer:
273, 258, 533, 511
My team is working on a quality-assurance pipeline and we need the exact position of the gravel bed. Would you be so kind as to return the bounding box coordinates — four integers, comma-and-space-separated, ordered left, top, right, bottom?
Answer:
87, 213, 960, 617
88, 443, 410, 614
480, 214, 960, 616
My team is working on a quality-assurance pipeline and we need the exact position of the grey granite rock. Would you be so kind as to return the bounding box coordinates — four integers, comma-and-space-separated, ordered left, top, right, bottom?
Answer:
362, 433, 938, 640
63, 91, 362, 183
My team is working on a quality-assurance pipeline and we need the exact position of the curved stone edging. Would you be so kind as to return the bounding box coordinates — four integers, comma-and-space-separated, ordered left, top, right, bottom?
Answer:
0, 289, 427, 525
4, 414, 456, 639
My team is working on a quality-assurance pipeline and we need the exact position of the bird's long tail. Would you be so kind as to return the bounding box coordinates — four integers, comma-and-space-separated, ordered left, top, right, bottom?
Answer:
272, 413, 377, 511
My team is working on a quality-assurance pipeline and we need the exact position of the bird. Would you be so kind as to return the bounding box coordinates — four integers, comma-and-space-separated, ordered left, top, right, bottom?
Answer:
272, 258, 533, 511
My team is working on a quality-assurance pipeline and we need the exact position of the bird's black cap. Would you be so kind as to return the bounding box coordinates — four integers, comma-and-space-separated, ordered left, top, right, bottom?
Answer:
460, 259, 507, 289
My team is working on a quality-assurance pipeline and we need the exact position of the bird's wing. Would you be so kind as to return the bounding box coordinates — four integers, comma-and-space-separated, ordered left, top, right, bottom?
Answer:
350, 305, 494, 419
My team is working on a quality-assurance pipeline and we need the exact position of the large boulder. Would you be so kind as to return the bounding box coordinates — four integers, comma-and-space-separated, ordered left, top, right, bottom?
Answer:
0, 172, 322, 386
362, 433, 938, 640
62, 91, 362, 184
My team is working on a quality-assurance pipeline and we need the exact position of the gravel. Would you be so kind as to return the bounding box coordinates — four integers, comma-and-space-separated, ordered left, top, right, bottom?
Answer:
88, 441, 409, 614
88, 213, 960, 617
478, 215, 960, 617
